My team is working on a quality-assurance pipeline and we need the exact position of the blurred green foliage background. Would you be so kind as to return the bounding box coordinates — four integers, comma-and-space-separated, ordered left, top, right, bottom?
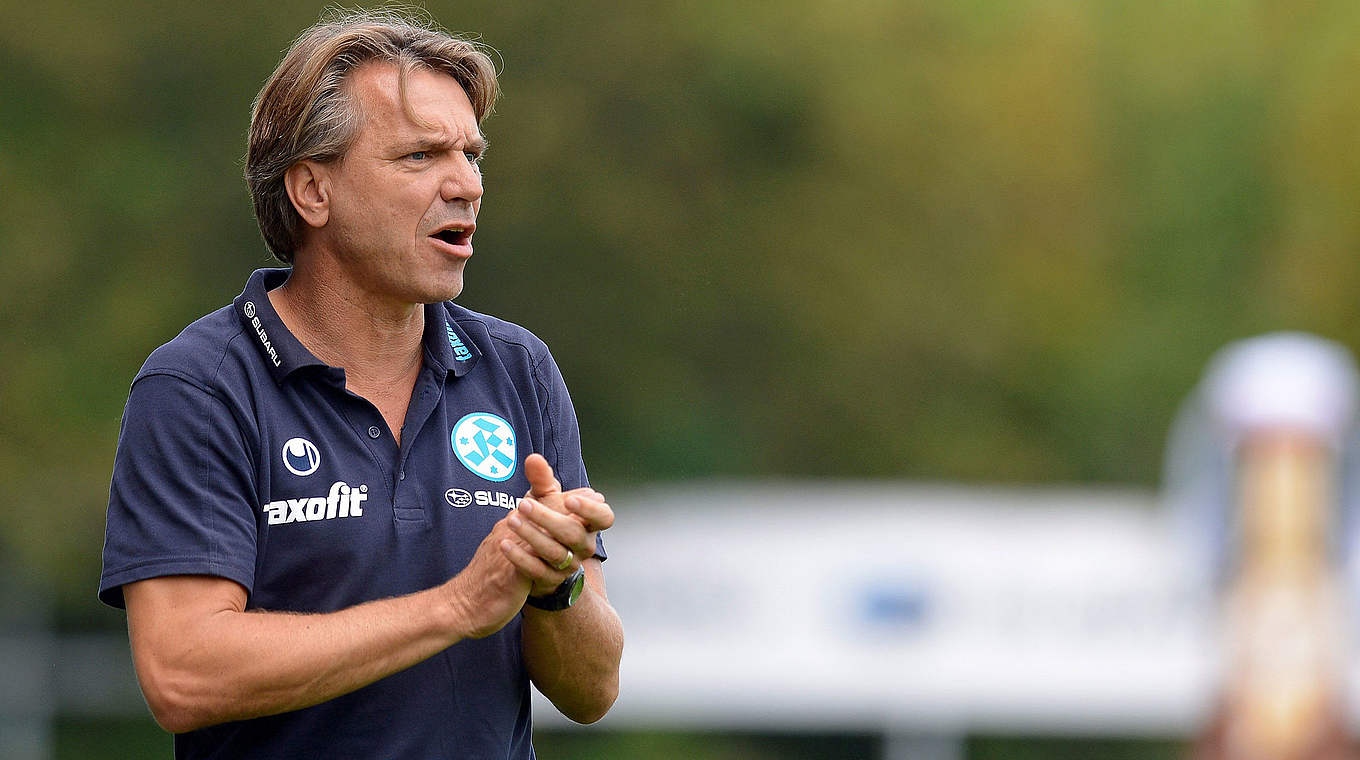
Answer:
8, 0, 1360, 613
3, 0, 1360, 754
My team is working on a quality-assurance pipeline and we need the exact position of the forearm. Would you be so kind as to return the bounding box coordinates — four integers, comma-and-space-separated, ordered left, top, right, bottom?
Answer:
126, 524, 531, 734
521, 562, 624, 723
217, 593, 457, 715
127, 577, 466, 732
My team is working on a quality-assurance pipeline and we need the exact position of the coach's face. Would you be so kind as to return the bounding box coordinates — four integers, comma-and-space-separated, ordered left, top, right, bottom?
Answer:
313, 63, 485, 305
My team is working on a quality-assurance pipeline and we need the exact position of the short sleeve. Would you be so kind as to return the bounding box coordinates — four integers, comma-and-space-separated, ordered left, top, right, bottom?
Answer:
99, 373, 260, 608
534, 349, 606, 561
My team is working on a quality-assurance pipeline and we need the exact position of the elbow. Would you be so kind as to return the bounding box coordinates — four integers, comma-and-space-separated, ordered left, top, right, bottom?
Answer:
148, 703, 203, 736
561, 678, 620, 725
142, 687, 200, 734
569, 700, 616, 726
136, 661, 219, 734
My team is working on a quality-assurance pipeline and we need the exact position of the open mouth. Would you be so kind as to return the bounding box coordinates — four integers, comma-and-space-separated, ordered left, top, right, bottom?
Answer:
431, 227, 472, 247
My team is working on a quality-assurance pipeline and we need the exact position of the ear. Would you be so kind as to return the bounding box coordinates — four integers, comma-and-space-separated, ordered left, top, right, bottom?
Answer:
283, 161, 330, 229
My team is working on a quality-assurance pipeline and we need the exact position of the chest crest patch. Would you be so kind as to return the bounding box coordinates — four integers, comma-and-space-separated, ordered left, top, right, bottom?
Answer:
452, 412, 517, 482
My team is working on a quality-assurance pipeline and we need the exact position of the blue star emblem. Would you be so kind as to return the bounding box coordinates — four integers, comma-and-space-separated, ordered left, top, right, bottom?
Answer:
451, 412, 517, 482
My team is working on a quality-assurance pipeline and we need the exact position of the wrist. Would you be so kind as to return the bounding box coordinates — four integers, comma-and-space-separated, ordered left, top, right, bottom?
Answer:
438, 577, 476, 640
526, 566, 585, 612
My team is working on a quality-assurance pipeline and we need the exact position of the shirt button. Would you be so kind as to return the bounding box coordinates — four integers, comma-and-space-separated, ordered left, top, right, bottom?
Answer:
367, 426, 382, 439
399, 470, 406, 480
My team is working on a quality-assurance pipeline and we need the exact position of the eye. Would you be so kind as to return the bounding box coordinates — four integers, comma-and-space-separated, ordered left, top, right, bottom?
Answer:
408, 151, 429, 161
464, 152, 482, 166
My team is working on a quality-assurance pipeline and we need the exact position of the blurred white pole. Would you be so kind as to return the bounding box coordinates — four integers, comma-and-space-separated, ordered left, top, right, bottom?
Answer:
0, 564, 54, 760
882, 733, 964, 760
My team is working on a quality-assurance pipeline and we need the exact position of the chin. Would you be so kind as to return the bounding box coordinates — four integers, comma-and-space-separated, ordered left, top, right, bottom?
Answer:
422, 275, 464, 304
383, 258, 466, 304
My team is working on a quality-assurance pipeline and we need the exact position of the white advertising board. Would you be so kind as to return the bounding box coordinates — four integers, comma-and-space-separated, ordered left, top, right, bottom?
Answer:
537, 482, 1225, 735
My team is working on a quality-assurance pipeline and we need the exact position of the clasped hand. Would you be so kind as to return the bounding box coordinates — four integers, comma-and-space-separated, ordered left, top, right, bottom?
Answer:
499, 453, 613, 597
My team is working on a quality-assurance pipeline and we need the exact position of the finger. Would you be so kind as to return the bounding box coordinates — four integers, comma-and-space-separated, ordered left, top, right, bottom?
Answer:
517, 498, 589, 549
563, 486, 605, 501
565, 493, 615, 532
507, 509, 577, 570
491, 517, 535, 550
532, 487, 601, 528
552, 488, 603, 528
498, 539, 568, 594
561, 487, 605, 512
523, 454, 561, 501
518, 498, 593, 556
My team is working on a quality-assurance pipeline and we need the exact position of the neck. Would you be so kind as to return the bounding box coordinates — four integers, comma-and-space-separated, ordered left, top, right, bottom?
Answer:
268, 258, 425, 387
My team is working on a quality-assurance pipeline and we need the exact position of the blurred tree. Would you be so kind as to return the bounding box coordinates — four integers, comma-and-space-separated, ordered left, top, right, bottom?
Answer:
2, 0, 1360, 613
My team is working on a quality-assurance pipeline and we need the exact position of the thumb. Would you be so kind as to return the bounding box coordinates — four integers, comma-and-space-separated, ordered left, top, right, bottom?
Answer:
524, 453, 561, 498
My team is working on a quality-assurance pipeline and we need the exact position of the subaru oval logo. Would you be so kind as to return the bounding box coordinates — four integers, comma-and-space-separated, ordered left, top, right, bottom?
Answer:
452, 412, 517, 482
445, 488, 473, 508
282, 437, 321, 477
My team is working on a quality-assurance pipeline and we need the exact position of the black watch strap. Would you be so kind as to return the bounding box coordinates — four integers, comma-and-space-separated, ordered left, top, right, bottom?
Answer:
526, 566, 586, 611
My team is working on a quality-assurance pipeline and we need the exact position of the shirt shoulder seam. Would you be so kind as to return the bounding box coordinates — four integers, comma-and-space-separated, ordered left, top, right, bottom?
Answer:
133, 327, 250, 400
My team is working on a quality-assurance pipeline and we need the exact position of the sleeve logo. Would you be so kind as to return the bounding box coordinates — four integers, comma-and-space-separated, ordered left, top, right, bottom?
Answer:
282, 437, 321, 476
452, 412, 516, 482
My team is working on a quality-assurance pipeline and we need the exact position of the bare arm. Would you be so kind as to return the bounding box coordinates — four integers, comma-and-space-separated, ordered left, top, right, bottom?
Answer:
501, 455, 624, 723
519, 559, 623, 723
124, 519, 531, 734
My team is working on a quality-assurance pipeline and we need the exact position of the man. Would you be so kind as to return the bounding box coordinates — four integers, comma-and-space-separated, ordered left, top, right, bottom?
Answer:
99, 9, 623, 758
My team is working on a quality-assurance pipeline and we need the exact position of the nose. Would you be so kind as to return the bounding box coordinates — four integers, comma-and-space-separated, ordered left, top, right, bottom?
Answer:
440, 157, 483, 207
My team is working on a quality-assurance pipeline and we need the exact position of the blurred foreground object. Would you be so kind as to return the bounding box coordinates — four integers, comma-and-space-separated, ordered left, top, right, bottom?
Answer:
1178, 334, 1359, 760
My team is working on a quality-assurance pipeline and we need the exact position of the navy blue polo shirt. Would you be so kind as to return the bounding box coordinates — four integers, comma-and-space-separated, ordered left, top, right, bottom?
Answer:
100, 267, 602, 759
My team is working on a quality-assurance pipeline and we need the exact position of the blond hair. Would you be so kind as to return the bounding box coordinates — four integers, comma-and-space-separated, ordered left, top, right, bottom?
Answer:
245, 8, 499, 262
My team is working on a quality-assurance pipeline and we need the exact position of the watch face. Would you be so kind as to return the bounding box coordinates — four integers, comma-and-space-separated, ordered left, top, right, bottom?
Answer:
567, 569, 585, 606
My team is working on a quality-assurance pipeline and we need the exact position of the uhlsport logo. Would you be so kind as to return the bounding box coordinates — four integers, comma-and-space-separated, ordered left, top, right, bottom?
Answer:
452, 412, 516, 482
282, 437, 321, 476
263, 481, 368, 525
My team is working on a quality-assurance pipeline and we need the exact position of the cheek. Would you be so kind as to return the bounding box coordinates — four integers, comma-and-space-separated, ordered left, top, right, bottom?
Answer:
329, 176, 378, 222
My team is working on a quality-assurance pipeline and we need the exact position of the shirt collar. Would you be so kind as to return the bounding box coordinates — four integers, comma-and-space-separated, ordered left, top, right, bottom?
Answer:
233, 268, 328, 385
424, 301, 481, 378
233, 268, 481, 384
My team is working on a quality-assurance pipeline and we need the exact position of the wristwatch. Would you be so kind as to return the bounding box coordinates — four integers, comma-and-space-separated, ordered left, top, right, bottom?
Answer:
526, 565, 586, 611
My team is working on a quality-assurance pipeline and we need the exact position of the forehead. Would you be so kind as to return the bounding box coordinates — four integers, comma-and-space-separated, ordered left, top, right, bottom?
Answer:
347, 63, 480, 146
